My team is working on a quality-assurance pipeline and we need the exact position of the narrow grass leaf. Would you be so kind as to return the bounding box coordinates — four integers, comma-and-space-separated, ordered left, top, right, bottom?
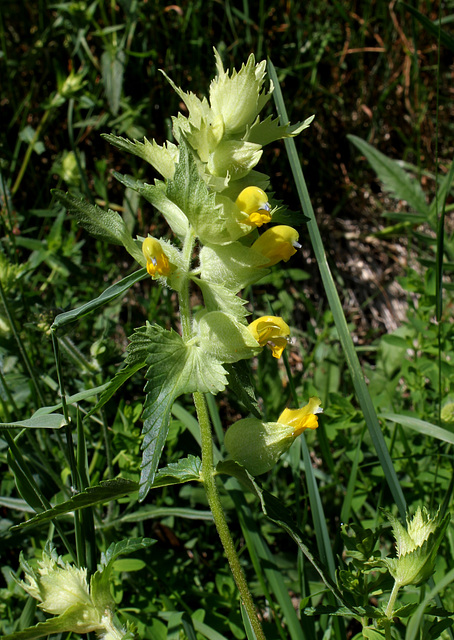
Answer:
268, 59, 406, 519
0, 414, 66, 430
301, 436, 336, 579
51, 268, 148, 330
380, 413, 454, 445
401, 2, 454, 53
11, 478, 139, 530
406, 568, 454, 640
116, 506, 213, 523
347, 134, 430, 218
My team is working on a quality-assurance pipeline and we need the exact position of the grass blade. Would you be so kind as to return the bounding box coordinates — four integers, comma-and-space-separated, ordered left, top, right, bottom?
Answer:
268, 58, 406, 519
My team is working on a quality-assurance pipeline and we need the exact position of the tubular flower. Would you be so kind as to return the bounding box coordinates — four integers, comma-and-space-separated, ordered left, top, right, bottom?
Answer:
142, 237, 171, 277
224, 397, 322, 475
278, 396, 322, 436
248, 315, 290, 358
236, 186, 272, 227
252, 225, 301, 266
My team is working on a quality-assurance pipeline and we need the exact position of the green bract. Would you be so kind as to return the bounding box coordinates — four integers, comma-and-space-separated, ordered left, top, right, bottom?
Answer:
384, 507, 450, 587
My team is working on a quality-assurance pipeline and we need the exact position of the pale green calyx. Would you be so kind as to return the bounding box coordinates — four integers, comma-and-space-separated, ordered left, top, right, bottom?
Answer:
16, 543, 126, 639
384, 507, 450, 587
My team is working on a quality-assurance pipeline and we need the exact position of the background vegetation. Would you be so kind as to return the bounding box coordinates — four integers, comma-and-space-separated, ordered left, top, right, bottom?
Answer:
1, 1, 453, 638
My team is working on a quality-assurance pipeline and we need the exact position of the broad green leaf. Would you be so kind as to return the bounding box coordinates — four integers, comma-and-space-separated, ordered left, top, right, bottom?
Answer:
51, 268, 148, 330
86, 361, 147, 417
380, 412, 454, 445
103, 134, 178, 179
127, 323, 227, 499
347, 135, 430, 218
0, 414, 66, 430
11, 478, 139, 530
52, 190, 143, 262
153, 455, 202, 484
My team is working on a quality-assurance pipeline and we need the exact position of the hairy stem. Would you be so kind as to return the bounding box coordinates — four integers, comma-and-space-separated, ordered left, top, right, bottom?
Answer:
193, 391, 266, 640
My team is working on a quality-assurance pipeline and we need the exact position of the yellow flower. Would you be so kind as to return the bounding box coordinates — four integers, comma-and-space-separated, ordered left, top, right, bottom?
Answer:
142, 237, 171, 277
252, 225, 301, 266
278, 397, 322, 436
248, 315, 290, 358
235, 186, 272, 227
224, 397, 322, 475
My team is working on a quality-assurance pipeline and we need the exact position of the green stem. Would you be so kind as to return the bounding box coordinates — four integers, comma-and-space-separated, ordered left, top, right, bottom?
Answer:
193, 391, 266, 640
178, 228, 196, 340
383, 579, 400, 640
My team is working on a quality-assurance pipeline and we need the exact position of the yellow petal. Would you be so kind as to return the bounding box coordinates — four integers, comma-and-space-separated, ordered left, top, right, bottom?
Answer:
278, 397, 322, 436
235, 186, 271, 227
142, 237, 171, 277
248, 315, 290, 358
252, 225, 301, 266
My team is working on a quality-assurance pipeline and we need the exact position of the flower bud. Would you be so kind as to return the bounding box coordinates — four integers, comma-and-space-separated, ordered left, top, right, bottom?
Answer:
142, 237, 172, 277
384, 507, 450, 587
235, 186, 271, 227
225, 397, 322, 475
251, 225, 301, 266
247, 315, 290, 358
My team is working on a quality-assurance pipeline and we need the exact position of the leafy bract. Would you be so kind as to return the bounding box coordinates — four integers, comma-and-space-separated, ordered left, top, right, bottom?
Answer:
245, 113, 315, 146
200, 242, 269, 293
193, 277, 249, 318
92, 537, 155, 611
103, 133, 178, 179
127, 323, 228, 499
166, 140, 244, 245
113, 172, 189, 239
11, 479, 139, 530
52, 190, 143, 263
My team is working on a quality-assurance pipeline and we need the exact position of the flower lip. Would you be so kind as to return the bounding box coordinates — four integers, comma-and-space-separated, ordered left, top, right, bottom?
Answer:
236, 186, 272, 228
248, 315, 290, 358
278, 397, 323, 436
142, 237, 171, 277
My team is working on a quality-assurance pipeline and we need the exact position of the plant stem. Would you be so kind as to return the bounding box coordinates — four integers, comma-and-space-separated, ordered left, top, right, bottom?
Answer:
193, 391, 266, 640
383, 580, 400, 639
179, 228, 196, 340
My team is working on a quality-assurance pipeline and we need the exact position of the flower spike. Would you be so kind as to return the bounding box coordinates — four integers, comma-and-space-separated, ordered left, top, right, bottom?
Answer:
236, 186, 272, 227
252, 225, 301, 266
142, 237, 172, 277
248, 315, 290, 358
